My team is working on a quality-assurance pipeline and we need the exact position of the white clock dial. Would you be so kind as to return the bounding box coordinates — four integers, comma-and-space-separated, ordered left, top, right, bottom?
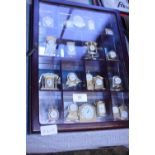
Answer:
109, 51, 117, 59
114, 76, 122, 85
90, 45, 95, 51
69, 103, 78, 112
96, 79, 102, 85
47, 78, 52, 87
48, 109, 59, 121
81, 105, 95, 120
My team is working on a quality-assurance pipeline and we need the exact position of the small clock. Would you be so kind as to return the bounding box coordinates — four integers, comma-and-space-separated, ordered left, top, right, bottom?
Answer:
108, 50, 117, 60
48, 107, 59, 122
66, 103, 79, 122
66, 72, 81, 88
79, 104, 96, 122
44, 36, 57, 56
86, 73, 94, 90
119, 104, 128, 120
73, 15, 85, 28
39, 73, 60, 90
94, 75, 105, 90
96, 101, 106, 117
85, 42, 98, 60
112, 105, 120, 120
112, 75, 122, 90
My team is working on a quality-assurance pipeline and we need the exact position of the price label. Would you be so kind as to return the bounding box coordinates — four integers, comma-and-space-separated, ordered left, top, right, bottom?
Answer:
40, 125, 58, 136
73, 93, 87, 102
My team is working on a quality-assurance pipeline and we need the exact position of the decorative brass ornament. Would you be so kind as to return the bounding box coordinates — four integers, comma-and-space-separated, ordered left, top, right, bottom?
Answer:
66, 103, 79, 122
85, 42, 98, 60
112, 75, 122, 90
86, 73, 94, 90
66, 72, 81, 88
79, 104, 96, 122
39, 73, 60, 90
94, 75, 105, 90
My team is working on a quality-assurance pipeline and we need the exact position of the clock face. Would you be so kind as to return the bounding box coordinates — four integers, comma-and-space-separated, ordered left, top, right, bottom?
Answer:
69, 73, 76, 81
48, 109, 59, 121
46, 78, 52, 87
114, 76, 122, 85
109, 51, 117, 59
69, 103, 78, 112
90, 45, 95, 51
96, 78, 103, 86
80, 104, 95, 121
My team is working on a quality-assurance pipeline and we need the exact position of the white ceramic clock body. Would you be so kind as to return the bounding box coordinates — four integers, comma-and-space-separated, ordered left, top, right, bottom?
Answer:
48, 109, 59, 121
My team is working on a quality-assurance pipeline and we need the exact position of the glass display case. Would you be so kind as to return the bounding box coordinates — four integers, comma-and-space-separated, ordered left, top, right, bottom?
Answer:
29, 0, 129, 133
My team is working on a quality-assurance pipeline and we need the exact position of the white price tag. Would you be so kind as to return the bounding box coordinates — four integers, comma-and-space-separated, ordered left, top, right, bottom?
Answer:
40, 125, 58, 136
73, 93, 87, 102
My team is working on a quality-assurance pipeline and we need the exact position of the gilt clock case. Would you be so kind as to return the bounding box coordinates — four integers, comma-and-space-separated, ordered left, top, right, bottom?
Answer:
28, 0, 129, 133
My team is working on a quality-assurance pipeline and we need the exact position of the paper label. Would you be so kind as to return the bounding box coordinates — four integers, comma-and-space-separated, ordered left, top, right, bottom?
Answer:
73, 93, 87, 102
40, 125, 58, 136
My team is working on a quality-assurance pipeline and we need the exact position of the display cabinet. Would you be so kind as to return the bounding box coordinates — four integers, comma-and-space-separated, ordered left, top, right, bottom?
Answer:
28, 0, 129, 133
